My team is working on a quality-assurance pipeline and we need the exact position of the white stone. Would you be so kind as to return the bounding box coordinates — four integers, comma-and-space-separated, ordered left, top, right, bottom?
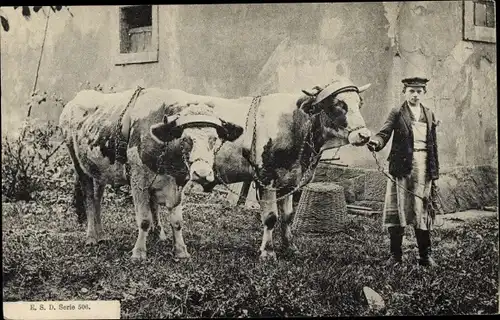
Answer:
363, 286, 385, 311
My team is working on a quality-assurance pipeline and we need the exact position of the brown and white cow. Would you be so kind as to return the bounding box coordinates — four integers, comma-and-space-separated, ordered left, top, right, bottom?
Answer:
152, 76, 372, 260
59, 87, 243, 259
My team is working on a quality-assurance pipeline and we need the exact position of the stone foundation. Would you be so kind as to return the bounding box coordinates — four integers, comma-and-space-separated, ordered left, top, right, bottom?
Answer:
312, 163, 498, 214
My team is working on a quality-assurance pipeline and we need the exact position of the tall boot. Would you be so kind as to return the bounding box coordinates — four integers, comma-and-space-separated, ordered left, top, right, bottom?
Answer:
415, 228, 437, 267
387, 226, 405, 264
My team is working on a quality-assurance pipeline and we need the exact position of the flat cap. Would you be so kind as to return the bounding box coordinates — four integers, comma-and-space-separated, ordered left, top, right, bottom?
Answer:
402, 77, 429, 87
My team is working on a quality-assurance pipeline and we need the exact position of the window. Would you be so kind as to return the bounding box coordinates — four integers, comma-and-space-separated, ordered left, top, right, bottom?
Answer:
115, 5, 159, 65
463, 0, 496, 43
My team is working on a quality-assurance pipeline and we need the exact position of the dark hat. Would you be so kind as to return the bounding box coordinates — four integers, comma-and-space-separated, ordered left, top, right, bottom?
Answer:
402, 77, 429, 88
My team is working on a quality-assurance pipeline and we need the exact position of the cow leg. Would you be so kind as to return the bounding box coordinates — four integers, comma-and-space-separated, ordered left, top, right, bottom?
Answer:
158, 210, 168, 241
130, 170, 153, 260
278, 194, 298, 253
258, 187, 278, 260
149, 192, 168, 241
80, 175, 98, 245
169, 186, 190, 259
93, 182, 106, 242
149, 192, 160, 238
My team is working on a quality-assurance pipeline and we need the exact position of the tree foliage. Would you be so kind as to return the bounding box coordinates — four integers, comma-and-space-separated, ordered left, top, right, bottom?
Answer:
1, 6, 69, 32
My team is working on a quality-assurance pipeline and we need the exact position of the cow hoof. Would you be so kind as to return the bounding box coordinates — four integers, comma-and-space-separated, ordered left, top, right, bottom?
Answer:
259, 250, 277, 261
98, 236, 110, 244
284, 244, 299, 255
85, 237, 98, 246
131, 248, 147, 260
174, 251, 191, 260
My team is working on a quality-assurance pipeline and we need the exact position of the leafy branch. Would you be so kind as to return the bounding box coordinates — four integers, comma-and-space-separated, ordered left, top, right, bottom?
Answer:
1, 6, 72, 32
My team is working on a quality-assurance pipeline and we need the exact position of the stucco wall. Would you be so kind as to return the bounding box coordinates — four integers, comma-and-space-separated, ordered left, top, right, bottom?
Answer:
382, 1, 497, 168
1, 3, 497, 169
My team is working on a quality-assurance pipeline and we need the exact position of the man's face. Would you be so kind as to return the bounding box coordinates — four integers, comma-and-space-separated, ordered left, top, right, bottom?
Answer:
404, 86, 426, 106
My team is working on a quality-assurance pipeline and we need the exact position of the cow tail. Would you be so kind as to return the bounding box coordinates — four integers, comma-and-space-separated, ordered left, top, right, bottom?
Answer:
66, 140, 87, 224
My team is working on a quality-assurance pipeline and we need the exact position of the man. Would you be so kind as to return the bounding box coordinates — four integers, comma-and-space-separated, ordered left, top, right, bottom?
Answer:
367, 76, 440, 267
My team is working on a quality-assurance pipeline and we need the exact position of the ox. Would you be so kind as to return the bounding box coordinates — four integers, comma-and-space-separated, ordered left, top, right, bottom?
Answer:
59, 87, 244, 259
154, 76, 372, 260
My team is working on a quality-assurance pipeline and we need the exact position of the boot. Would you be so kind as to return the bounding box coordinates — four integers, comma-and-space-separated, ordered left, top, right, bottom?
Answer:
415, 228, 437, 267
387, 226, 405, 265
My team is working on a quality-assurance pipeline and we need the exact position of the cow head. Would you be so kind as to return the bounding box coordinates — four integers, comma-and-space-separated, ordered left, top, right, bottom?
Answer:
300, 77, 372, 148
149, 102, 243, 185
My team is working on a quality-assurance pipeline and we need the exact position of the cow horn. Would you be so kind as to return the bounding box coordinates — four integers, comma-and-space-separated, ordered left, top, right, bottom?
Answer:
358, 83, 372, 93
302, 90, 315, 96
164, 114, 179, 124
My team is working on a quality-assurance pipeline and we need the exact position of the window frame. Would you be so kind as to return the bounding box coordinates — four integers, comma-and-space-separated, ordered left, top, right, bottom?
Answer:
115, 5, 159, 65
463, 0, 496, 43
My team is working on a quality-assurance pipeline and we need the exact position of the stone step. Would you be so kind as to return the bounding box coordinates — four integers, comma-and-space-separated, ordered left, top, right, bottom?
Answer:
348, 208, 381, 216
352, 200, 385, 211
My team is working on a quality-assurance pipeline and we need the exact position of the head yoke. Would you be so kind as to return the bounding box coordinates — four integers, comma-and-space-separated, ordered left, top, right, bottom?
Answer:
165, 114, 222, 129
310, 78, 368, 106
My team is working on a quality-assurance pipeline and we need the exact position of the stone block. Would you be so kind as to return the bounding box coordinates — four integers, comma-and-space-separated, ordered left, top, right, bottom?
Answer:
433, 175, 458, 214
310, 164, 497, 214
312, 164, 366, 183
351, 174, 366, 201
363, 170, 388, 201
436, 165, 498, 213
313, 164, 367, 203
352, 200, 385, 212
336, 179, 356, 204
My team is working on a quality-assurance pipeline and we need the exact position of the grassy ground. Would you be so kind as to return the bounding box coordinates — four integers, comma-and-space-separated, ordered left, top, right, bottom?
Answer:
2, 188, 499, 317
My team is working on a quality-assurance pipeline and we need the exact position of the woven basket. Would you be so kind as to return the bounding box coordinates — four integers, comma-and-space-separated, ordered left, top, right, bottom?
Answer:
292, 182, 347, 235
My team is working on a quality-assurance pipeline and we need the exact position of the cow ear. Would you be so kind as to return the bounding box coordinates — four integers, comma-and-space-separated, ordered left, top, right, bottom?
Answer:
149, 115, 182, 143
217, 119, 244, 142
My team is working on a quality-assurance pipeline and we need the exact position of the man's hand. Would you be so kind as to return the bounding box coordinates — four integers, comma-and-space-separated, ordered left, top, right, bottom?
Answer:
367, 139, 380, 152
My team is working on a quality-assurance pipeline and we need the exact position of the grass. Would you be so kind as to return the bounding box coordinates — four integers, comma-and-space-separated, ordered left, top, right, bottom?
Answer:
2, 188, 499, 317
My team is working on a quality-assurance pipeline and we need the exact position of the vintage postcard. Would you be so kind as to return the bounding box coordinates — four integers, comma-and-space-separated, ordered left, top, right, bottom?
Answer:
1, 3, 498, 318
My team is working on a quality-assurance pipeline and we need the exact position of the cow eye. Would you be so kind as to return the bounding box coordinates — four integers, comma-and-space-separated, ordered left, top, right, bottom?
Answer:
208, 136, 217, 148
336, 100, 348, 112
181, 136, 193, 149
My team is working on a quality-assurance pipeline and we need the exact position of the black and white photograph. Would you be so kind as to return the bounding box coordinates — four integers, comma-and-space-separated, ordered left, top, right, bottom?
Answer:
1, 2, 498, 318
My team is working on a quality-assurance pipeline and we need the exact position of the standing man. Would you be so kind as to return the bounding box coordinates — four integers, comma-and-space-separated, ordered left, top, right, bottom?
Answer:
367, 76, 440, 267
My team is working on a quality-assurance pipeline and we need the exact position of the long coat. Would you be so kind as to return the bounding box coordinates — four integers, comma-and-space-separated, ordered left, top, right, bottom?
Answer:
372, 101, 439, 180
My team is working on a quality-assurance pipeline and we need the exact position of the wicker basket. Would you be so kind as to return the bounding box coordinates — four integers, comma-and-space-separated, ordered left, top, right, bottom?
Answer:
292, 182, 347, 235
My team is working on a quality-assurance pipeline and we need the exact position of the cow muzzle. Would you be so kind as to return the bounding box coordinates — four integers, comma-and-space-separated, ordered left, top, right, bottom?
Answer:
347, 126, 372, 146
189, 159, 215, 184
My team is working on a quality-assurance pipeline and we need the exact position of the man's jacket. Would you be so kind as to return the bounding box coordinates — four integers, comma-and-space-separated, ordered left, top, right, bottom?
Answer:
372, 101, 439, 180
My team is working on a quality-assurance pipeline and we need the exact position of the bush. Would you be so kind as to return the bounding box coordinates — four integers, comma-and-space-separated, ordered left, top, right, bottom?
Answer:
1, 118, 74, 202
2, 85, 129, 205
1, 90, 75, 202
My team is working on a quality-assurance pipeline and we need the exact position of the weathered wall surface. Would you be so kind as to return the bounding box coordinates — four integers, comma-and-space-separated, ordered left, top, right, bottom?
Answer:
1, 6, 116, 132
382, 1, 497, 168
1, 3, 497, 170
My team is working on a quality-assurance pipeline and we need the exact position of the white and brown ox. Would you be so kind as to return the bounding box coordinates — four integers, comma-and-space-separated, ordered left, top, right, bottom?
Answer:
59, 87, 243, 259
154, 76, 372, 260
